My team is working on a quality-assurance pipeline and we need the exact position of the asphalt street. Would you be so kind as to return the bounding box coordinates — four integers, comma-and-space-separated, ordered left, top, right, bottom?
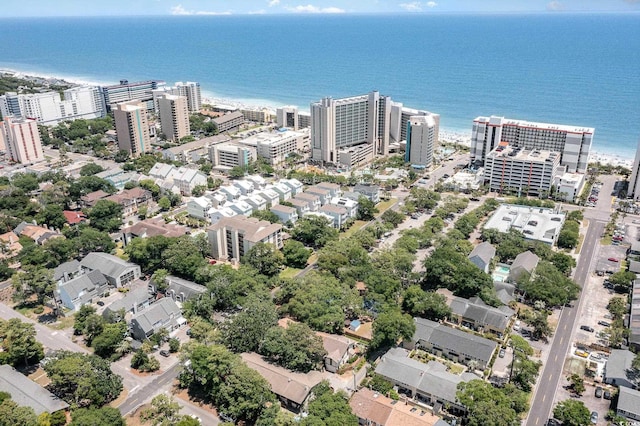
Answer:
117, 362, 182, 415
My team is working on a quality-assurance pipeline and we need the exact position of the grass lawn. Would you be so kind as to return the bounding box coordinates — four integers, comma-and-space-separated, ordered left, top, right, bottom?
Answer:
375, 198, 397, 216
340, 220, 367, 239
575, 234, 585, 254
307, 253, 318, 264
50, 314, 75, 331
601, 234, 612, 246
279, 267, 302, 279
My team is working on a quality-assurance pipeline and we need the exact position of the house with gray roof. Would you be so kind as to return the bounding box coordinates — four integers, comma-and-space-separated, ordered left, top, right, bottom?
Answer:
604, 349, 636, 389
0, 365, 69, 415
616, 386, 640, 423
164, 275, 207, 303
270, 204, 298, 225
80, 252, 141, 287
130, 297, 185, 341
304, 186, 331, 205
103, 286, 151, 319
404, 318, 498, 370
57, 270, 109, 312
315, 182, 342, 198
508, 251, 539, 282
494, 281, 517, 305
441, 291, 515, 337
319, 204, 349, 229
468, 242, 495, 274
353, 183, 380, 203
294, 192, 321, 212
375, 348, 476, 415
53, 259, 81, 284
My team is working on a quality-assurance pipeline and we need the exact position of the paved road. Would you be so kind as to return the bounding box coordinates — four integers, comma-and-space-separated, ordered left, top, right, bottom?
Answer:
526, 220, 606, 426
118, 362, 182, 415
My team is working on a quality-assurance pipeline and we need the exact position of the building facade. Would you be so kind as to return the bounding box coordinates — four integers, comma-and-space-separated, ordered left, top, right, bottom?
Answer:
276, 106, 299, 130
175, 81, 202, 112
253, 129, 310, 166
208, 215, 283, 261
101, 79, 165, 112
209, 143, 256, 168
470, 115, 593, 173
629, 138, 640, 200
114, 100, 152, 157
0, 116, 44, 163
405, 115, 436, 167
157, 94, 190, 142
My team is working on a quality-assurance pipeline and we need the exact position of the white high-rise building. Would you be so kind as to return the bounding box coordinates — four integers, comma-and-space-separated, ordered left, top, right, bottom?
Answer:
310, 91, 392, 165
0, 117, 44, 164
277, 106, 299, 130
175, 82, 202, 113
628, 138, 640, 200
405, 115, 436, 168
157, 94, 190, 142
389, 103, 440, 145
470, 115, 593, 174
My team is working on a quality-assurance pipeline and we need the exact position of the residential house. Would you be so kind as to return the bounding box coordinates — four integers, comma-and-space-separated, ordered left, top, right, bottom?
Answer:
468, 242, 496, 274
294, 193, 321, 212
270, 204, 298, 225
80, 190, 109, 208
14, 222, 63, 245
244, 194, 267, 212
218, 185, 242, 202
604, 349, 636, 389
121, 218, 188, 245
173, 167, 207, 196
494, 281, 517, 305
616, 386, 640, 423
375, 348, 477, 415
440, 290, 515, 337
63, 210, 87, 226
80, 252, 141, 287
329, 197, 358, 219
319, 204, 349, 228
130, 297, 185, 341
232, 180, 255, 196
316, 182, 342, 198
271, 183, 292, 201
281, 178, 303, 196
241, 352, 324, 413
0, 365, 69, 415
256, 188, 280, 208
53, 260, 82, 284
208, 215, 283, 261
164, 275, 207, 303
208, 206, 237, 225
289, 199, 310, 217
304, 186, 331, 205
103, 286, 151, 318
228, 199, 254, 216
404, 318, 498, 370
0, 231, 22, 261
187, 197, 213, 220
508, 251, 540, 282
148, 163, 175, 180
349, 388, 445, 426
354, 183, 381, 203
317, 331, 356, 373
105, 187, 152, 217
246, 174, 267, 190
57, 270, 109, 312
96, 167, 140, 190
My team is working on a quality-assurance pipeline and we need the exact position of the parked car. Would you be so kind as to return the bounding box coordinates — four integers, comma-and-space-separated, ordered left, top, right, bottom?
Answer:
159, 350, 170, 357
499, 348, 506, 358
604, 390, 612, 400
598, 321, 610, 327
595, 386, 603, 398
580, 325, 595, 332
608, 257, 619, 262
590, 411, 598, 424
575, 349, 589, 358
96, 301, 105, 306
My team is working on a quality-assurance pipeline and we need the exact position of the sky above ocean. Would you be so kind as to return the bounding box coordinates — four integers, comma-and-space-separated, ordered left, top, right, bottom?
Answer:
0, 13, 638, 157
2, 0, 640, 17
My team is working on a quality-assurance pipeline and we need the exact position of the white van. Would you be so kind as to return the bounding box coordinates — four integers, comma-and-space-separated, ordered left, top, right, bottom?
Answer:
513, 320, 521, 331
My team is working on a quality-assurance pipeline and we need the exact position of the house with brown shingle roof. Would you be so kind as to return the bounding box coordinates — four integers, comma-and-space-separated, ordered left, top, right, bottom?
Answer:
105, 187, 152, 217
0, 231, 22, 260
13, 222, 63, 245
121, 218, 188, 245
349, 388, 444, 426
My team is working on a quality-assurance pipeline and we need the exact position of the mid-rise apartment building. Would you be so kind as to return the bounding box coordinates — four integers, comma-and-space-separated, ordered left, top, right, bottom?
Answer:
213, 111, 244, 133
484, 143, 562, 197
240, 108, 273, 123
470, 115, 593, 173
157, 94, 190, 142
276, 106, 299, 130
245, 129, 310, 166
114, 101, 151, 158
405, 115, 436, 167
0, 117, 44, 164
207, 215, 283, 261
209, 143, 256, 168
101, 79, 165, 112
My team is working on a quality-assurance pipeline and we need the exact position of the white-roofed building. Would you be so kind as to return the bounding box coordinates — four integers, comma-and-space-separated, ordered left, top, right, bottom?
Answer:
217, 185, 242, 202
232, 179, 255, 195
271, 182, 292, 201
484, 204, 566, 245
173, 167, 207, 196
280, 178, 304, 196
244, 194, 267, 212
329, 197, 358, 218
245, 174, 267, 189
228, 199, 254, 216
208, 206, 237, 224
256, 188, 280, 208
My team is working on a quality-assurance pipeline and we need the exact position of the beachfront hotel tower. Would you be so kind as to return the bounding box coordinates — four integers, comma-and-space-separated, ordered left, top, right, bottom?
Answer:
157, 94, 190, 142
114, 101, 151, 158
628, 138, 640, 200
310, 91, 392, 167
0, 116, 44, 164
101, 79, 165, 112
470, 116, 594, 174
405, 115, 437, 168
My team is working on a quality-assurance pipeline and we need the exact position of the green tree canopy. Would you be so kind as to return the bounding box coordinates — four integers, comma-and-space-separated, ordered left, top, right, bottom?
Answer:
243, 242, 284, 277
259, 322, 327, 373
69, 406, 125, 426
356, 196, 378, 221
553, 399, 591, 426
291, 216, 339, 249
221, 298, 279, 353
0, 318, 44, 367
282, 240, 312, 268
402, 286, 451, 321
370, 308, 415, 351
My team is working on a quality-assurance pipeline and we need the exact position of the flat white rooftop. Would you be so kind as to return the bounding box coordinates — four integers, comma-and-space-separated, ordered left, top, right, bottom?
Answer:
484, 204, 566, 245
475, 115, 594, 134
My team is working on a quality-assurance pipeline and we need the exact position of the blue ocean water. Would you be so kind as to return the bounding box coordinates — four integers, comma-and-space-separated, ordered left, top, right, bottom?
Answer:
0, 13, 638, 156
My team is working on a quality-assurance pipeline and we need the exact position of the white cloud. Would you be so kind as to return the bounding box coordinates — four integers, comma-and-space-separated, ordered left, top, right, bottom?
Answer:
170, 4, 232, 15
249, 9, 267, 14
400, 2, 423, 12
426, 1, 438, 7
546, 1, 565, 11
286, 4, 346, 13
268, 0, 280, 6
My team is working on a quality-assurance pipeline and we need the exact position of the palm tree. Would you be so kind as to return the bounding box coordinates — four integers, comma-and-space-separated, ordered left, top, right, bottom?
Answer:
115, 339, 132, 356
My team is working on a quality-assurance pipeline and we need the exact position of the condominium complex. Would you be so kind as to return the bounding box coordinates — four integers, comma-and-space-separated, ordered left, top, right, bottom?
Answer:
405, 115, 437, 167
310, 91, 439, 167
114, 101, 152, 157
209, 143, 256, 168
244, 129, 310, 166
241, 108, 274, 124
630, 139, 640, 200
152, 81, 202, 113
0, 117, 44, 164
207, 215, 283, 261
101, 79, 165, 112
0, 86, 105, 125
157, 94, 190, 142
213, 111, 244, 133
277, 106, 299, 130
470, 115, 593, 173
484, 142, 562, 196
